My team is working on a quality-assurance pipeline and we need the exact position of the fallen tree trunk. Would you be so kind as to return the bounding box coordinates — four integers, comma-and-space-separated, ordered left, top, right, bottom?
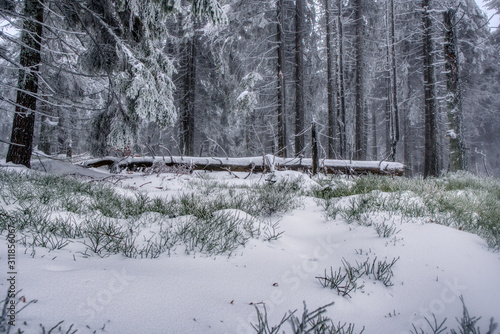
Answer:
80, 155, 404, 176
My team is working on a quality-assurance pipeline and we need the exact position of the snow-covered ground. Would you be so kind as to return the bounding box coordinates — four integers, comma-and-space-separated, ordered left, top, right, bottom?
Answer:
1, 161, 499, 334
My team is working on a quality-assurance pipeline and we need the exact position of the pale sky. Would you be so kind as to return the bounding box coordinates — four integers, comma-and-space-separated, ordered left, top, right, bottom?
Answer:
476, 0, 500, 30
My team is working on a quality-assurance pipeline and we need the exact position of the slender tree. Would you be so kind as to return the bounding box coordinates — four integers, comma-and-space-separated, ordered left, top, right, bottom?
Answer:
180, 16, 197, 156
388, 0, 399, 161
295, 0, 306, 156
277, 0, 288, 157
443, 7, 467, 172
325, 0, 337, 159
422, 0, 439, 177
336, 0, 346, 158
354, 0, 365, 160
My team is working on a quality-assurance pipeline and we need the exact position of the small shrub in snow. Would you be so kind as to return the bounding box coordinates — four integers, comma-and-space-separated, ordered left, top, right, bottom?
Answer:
339, 195, 377, 225
251, 301, 364, 334
262, 219, 285, 242
317, 257, 399, 296
316, 265, 359, 297
410, 296, 498, 334
373, 221, 400, 238
253, 177, 303, 216
177, 210, 257, 256
358, 256, 399, 287
82, 217, 127, 257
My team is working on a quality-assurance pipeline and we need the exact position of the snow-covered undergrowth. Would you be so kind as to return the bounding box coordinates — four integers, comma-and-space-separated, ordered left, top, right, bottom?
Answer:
0, 168, 301, 258
0, 162, 499, 334
312, 173, 500, 251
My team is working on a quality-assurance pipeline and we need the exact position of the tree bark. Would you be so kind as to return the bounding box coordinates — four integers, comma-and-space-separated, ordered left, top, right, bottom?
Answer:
311, 121, 318, 175
422, 0, 439, 177
180, 20, 196, 156
336, 0, 346, 158
354, 0, 365, 161
277, 0, 288, 157
325, 0, 336, 159
389, 0, 399, 162
372, 111, 378, 160
294, 0, 305, 157
443, 8, 467, 172
6, 0, 44, 168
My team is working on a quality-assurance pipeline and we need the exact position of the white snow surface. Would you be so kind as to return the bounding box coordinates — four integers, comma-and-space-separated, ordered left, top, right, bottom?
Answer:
1, 160, 499, 334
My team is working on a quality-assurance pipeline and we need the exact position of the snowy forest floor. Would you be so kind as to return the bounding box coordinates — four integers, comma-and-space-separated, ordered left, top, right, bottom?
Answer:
0, 159, 499, 334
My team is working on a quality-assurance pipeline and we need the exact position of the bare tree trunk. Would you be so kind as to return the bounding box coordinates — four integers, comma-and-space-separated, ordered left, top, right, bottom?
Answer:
403, 56, 413, 177
180, 21, 196, 156
385, 43, 391, 158
325, 0, 337, 159
372, 111, 378, 160
311, 121, 319, 175
295, 0, 305, 157
422, 0, 439, 177
336, 0, 346, 158
6, 0, 44, 168
277, 0, 288, 157
354, 0, 365, 160
389, 0, 399, 161
443, 8, 467, 172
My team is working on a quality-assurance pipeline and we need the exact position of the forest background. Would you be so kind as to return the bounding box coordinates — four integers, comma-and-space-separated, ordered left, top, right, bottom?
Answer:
0, 0, 499, 177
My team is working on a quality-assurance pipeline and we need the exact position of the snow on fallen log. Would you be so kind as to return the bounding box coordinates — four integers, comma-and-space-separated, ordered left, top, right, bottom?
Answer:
79, 154, 404, 176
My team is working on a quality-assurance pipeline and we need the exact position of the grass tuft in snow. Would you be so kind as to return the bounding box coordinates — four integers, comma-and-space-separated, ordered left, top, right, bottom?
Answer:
176, 211, 258, 256
373, 221, 400, 238
251, 301, 364, 334
316, 257, 399, 296
410, 296, 498, 334
0, 290, 38, 333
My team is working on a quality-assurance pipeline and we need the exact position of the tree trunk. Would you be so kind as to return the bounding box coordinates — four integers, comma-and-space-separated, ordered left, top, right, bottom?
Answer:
180, 21, 196, 156
443, 8, 467, 172
277, 0, 288, 157
372, 111, 378, 160
325, 0, 336, 159
389, 0, 399, 162
354, 0, 365, 160
385, 43, 391, 158
422, 0, 439, 177
403, 54, 413, 177
294, 0, 305, 157
6, 0, 44, 168
83, 155, 405, 176
311, 121, 318, 175
336, 0, 346, 158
